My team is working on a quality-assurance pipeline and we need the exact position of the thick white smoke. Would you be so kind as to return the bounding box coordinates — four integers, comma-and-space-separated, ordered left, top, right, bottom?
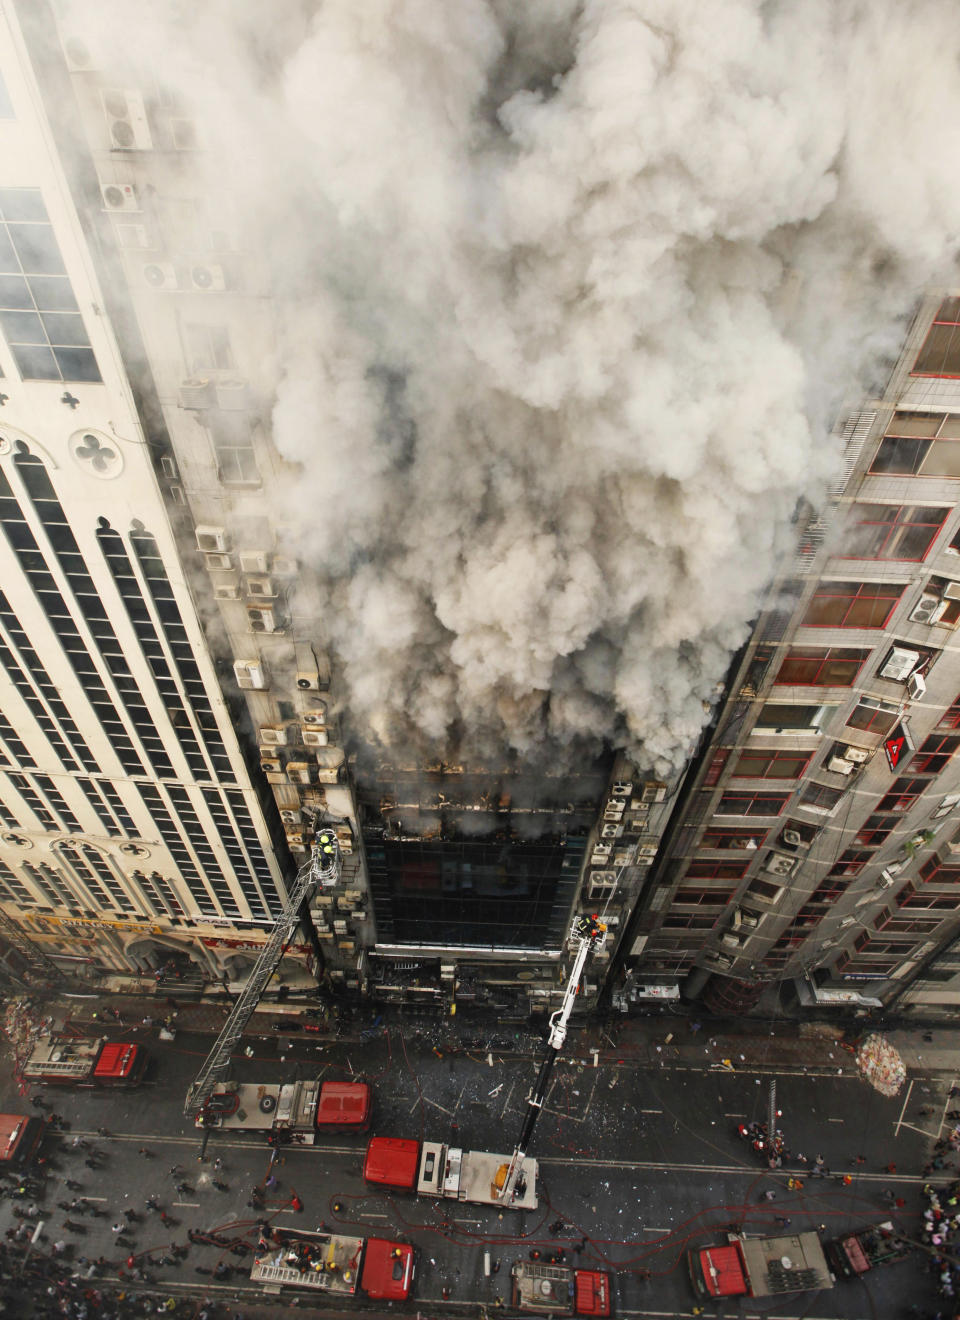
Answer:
59, 0, 960, 775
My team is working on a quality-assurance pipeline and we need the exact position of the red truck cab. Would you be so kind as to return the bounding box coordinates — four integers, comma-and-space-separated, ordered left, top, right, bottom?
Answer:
360, 1238, 416, 1300
0, 1114, 44, 1167
92, 1042, 146, 1086
363, 1136, 419, 1189
316, 1081, 371, 1133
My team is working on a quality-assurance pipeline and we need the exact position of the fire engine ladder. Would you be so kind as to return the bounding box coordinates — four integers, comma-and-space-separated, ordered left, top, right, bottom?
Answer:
0, 904, 70, 989
184, 829, 342, 1116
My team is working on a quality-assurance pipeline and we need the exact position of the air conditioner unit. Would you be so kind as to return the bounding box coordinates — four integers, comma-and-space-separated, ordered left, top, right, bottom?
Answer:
170, 117, 198, 150
636, 842, 658, 860
710, 953, 734, 969
60, 30, 98, 71
247, 605, 279, 633
259, 726, 287, 746
190, 264, 226, 291
101, 88, 152, 150
179, 377, 215, 410
296, 671, 320, 691
203, 553, 234, 575
881, 647, 920, 681
142, 262, 177, 290
591, 843, 612, 862
828, 755, 856, 776
941, 580, 960, 600
287, 762, 314, 785
233, 659, 266, 690
844, 746, 870, 764
100, 181, 139, 212
839, 916, 856, 928
910, 593, 948, 624
215, 380, 249, 410
115, 223, 155, 249
302, 709, 326, 727
604, 800, 625, 818
740, 912, 760, 929
907, 671, 927, 700
244, 576, 276, 599
302, 729, 328, 748
285, 829, 305, 849
260, 756, 281, 773
212, 581, 239, 601
720, 932, 742, 950
610, 782, 633, 797
590, 871, 617, 886
279, 809, 301, 827
642, 782, 667, 804
334, 825, 354, 852
782, 829, 802, 848
879, 870, 898, 888
765, 854, 795, 876
238, 550, 270, 575
196, 526, 228, 553
601, 823, 621, 839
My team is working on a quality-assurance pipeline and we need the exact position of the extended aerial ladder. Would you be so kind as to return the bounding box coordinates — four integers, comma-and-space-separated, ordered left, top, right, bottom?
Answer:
184, 826, 342, 1116
497, 913, 606, 1201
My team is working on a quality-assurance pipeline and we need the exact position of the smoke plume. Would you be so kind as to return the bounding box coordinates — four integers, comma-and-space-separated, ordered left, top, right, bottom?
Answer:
60, 0, 960, 775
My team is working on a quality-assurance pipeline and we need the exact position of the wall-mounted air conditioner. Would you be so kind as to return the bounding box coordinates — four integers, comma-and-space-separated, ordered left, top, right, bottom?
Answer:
204, 552, 232, 571
272, 556, 297, 577
115, 223, 155, 250
611, 782, 633, 797
100, 181, 139, 212
245, 576, 276, 598
285, 829, 305, 849
843, 746, 870, 764
179, 378, 215, 409
101, 87, 152, 150
60, 29, 98, 71
302, 708, 326, 727
287, 762, 314, 785
302, 729, 328, 748
636, 842, 658, 860
233, 659, 266, 690
259, 726, 287, 746
297, 670, 320, 691
601, 823, 621, 839
212, 581, 239, 600
944, 581, 960, 601
279, 809, 301, 827
195, 526, 228, 553
765, 854, 795, 876
190, 264, 226, 291
247, 605, 279, 633
260, 756, 281, 773
828, 755, 856, 776
142, 262, 177, 290
782, 829, 802, 848
880, 647, 920, 681
215, 380, 249, 410
907, 671, 927, 700
642, 782, 667, 804
910, 593, 948, 625
334, 824, 354, 852
238, 550, 270, 575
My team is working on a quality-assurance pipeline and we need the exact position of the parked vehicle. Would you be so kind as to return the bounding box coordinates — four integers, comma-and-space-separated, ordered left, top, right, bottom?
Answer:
689, 1231, 833, 1300
197, 1079, 371, 1144
363, 1135, 539, 1209
823, 1221, 911, 1277
511, 1260, 611, 1316
250, 1226, 414, 1301
21, 1037, 147, 1088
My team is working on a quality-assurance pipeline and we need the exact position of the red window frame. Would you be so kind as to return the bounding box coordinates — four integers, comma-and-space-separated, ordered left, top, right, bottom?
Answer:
828, 850, 872, 877
920, 859, 960, 886
912, 302, 960, 377
840, 504, 947, 562
774, 648, 870, 687
731, 750, 811, 780
685, 860, 749, 879
912, 732, 960, 774
855, 814, 898, 847
801, 581, 903, 629
877, 777, 929, 814
700, 828, 768, 851
937, 693, 960, 731
672, 888, 736, 907
716, 791, 790, 817
846, 698, 900, 735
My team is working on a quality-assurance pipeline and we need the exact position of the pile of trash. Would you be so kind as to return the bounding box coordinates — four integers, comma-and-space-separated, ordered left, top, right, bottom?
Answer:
855, 1033, 906, 1097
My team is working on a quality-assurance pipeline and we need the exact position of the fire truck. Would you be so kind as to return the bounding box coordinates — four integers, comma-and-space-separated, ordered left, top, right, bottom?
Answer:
823, 1221, 911, 1277
250, 1226, 415, 1301
688, 1230, 833, 1300
511, 1260, 611, 1316
21, 1037, 147, 1088
0, 1114, 45, 1167
363, 1135, 539, 1210
196, 1078, 371, 1143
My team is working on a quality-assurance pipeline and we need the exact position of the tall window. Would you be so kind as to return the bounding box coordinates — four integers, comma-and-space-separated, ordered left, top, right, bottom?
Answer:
182, 322, 233, 373
732, 750, 811, 779
840, 504, 948, 561
846, 696, 901, 735
775, 648, 870, 686
208, 414, 258, 485
870, 412, 960, 478
0, 189, 100, 381
911, 733, 960, 775
716, 791, 790, 816
801, 581, 903, 628
913, 301, 960, 377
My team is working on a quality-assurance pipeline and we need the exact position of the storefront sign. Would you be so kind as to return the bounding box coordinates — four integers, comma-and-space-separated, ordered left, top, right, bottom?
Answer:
884, 720, 915, 772
31, 915, 162, 933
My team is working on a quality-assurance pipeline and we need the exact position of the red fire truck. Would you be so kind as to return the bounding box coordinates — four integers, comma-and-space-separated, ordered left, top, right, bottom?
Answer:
197, 1079, 371, 1144
688, 1230, 833, 1300
21, 1037, 147, 1088
511, 1260, 611, 1315
0, 1114, 45, 1167
250, 1226, 415, 1301
363, 1135, 539, 1209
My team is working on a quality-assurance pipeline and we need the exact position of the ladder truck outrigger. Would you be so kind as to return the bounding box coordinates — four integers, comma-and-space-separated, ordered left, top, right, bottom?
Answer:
184, 824, 342, 1118
496, 912, 606, 1204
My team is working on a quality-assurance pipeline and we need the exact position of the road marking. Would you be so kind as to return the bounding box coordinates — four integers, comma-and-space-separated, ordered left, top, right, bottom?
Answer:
422, 1096, 455, 1117
644, 1227, 671, 1233
84, 1196, 107, 1202
173, 1201, 200, 1208
641, 1109, 662, 1114
723, 1112, 742, 1117
895, 1077, 915, 1137
828, 1117, 844, 1123
939, 1077, 958, 1135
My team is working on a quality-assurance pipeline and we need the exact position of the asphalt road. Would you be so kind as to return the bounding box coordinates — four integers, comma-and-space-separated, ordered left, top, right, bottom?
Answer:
0, 1016, 951, 1318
